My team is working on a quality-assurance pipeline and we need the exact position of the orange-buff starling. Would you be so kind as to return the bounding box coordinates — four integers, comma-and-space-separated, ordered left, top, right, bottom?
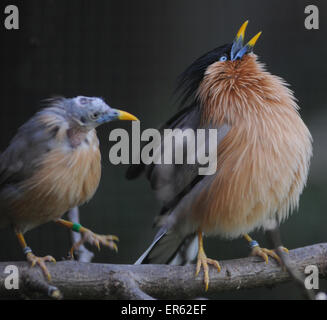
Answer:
128, 21, 313, 290
0, 96, 138, 280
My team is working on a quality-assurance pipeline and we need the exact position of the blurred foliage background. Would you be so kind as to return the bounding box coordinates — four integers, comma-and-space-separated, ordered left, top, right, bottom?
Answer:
0, 0, 326, 299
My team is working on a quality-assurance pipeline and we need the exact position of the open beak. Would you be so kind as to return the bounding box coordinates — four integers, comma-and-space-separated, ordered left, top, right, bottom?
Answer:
230, 20, 262, 61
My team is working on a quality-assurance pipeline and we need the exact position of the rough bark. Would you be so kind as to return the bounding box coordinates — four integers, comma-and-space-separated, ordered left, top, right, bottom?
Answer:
0, 243, 326, 300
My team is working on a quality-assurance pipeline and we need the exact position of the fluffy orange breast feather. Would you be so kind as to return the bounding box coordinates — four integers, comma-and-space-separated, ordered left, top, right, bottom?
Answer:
10, 113, 101, 232
192, 54, 312, 238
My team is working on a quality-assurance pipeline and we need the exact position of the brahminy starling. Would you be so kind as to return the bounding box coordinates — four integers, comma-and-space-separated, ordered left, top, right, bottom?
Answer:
127, 21, 313, 290
0, 96, 138, 280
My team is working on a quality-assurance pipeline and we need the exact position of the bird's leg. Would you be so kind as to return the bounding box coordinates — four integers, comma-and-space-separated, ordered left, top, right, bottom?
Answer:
195, 229, 221, 291
243, 233, 289, 265
67, 207, 94, 262
56, 219, 118, 259
15, 231, 56, 281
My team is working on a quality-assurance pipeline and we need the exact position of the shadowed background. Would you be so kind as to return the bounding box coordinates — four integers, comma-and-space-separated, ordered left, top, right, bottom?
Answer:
0, 0, 326, 299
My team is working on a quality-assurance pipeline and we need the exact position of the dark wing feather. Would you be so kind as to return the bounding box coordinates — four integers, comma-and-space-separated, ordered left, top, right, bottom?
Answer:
130, 103, 204, 210
0, 116, 59, 190
0, 115, 59, 229
125, 103, 197, 180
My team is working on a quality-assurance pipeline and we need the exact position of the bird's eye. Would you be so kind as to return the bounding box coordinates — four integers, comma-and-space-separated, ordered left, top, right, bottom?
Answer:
90, 112, 100, 120
219, 55, 228, 62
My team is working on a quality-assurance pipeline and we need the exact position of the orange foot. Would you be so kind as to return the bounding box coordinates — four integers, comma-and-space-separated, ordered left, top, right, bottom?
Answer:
26, 252, 56, 281
195, 247, 221, 291
70, 229, 119, 258
251, 246, 289, 264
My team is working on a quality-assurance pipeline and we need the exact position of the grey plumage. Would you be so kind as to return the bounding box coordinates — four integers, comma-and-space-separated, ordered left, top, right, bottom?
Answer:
129, 103, 230, 265
135, 228, 198, 265
0, 96, 123, 232
0, 110, 59, 229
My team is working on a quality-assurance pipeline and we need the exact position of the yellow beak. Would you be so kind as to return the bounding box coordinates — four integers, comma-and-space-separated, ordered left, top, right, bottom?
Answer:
235, 20, 249, 42
247, 31, 262, 49
231, 20, 262, 60
117, 109, 139, 121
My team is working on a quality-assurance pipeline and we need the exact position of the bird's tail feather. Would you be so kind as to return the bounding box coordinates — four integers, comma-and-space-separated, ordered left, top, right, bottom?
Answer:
135, 229, 198, 265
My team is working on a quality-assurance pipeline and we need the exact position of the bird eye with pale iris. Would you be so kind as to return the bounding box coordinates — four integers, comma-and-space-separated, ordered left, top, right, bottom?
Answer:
219, 55, 228, 62
90, 112, 100, 120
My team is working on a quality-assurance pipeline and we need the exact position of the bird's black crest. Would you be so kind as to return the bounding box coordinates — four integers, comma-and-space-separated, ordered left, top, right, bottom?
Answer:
175, 43, 232, 108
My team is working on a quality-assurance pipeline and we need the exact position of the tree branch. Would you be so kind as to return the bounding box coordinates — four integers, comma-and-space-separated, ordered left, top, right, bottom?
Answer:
0, 243, 326, 299
267, 227, 318, 300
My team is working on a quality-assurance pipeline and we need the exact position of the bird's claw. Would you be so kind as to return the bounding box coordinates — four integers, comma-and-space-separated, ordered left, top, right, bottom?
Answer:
70, 229, 119, 258
251, 246, 288, 265
89, 233, 119, 252
26, 252, 56, 281
195, 249, 221, 292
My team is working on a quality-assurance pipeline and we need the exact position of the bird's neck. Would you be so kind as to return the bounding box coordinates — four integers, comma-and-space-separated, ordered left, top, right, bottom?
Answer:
67, 126, 91, 148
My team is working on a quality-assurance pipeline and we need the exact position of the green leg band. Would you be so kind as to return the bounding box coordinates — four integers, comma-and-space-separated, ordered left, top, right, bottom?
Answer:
72, 223, 82, 233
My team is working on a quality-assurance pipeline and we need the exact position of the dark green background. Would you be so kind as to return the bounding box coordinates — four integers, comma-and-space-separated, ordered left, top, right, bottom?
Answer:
0, 0, 326, 299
